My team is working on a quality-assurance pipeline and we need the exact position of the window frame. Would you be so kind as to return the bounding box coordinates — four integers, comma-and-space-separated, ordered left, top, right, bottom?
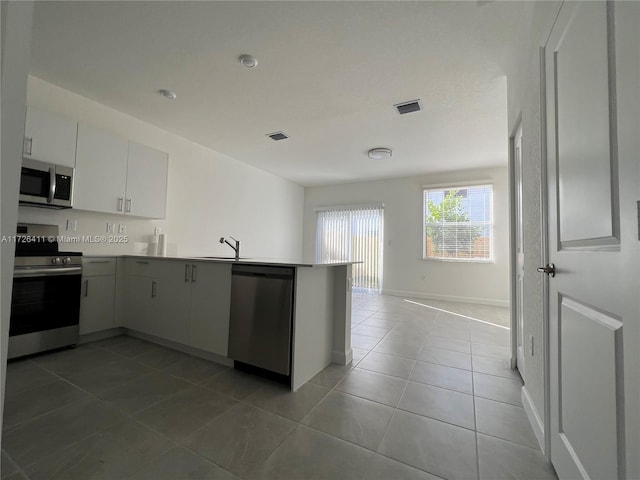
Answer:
422, 183, 495, 263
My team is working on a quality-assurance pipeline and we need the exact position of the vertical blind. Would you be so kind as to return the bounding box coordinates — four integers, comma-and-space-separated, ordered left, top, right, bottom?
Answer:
316, 206, 383, 293
423, 184, 493, 261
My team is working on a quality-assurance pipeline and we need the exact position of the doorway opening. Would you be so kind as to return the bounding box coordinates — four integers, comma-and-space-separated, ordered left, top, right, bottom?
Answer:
316, 206, 383, 294
511, 121, 525, 378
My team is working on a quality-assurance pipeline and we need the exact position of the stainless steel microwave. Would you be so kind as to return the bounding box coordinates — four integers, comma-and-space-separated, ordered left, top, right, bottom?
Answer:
19, 158, 74, 209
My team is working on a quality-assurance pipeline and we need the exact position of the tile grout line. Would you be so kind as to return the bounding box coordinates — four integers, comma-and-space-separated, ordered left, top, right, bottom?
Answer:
7, 298, 511, 480
5, 340, 234, 475
367, 350, 453, 480
291, 346, 450, 480
36, 341, 242, 480
470, 323, 482, 480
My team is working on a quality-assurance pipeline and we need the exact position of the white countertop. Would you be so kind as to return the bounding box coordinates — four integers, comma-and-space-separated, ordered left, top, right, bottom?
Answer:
83, 253, 359, 268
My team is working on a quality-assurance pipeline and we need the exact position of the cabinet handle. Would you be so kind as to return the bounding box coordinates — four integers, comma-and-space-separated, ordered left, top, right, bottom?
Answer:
184, 264, 191, 282
87, 260, 111, 264
191, 265, 197, 283
117, 197, 124, 212
47, 167, 56, 204
126, 198, 132, 213
83, 279, 89, 297
151, 280, 157, 298
23, 137, 33, 155
135, 261, 149, 265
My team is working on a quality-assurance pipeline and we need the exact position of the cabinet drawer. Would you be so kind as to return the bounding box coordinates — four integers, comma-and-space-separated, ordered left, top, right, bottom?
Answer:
83, 257, 117, 276
123, 257, 163, 277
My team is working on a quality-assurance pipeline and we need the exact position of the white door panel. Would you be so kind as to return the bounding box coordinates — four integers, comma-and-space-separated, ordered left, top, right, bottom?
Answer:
554, 2, 618, 246
557, 297, 623, 480
544, 2, 637, 479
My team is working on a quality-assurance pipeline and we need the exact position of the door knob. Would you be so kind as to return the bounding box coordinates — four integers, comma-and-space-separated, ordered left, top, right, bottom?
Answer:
537, 263, 556, 277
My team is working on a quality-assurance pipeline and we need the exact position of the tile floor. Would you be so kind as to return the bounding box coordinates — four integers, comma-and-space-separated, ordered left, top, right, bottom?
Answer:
1, 294, 557, 480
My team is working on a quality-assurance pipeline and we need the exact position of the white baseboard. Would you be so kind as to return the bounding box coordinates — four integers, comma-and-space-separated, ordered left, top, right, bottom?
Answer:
522, 386, 545, 452
124, 329, 233, 367
381, 289, 510, 308
332, 347, 352, 366
78, 327, 125, 344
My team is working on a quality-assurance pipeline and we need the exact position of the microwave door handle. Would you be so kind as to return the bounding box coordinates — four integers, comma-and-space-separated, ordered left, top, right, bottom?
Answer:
47, 167, 56, 203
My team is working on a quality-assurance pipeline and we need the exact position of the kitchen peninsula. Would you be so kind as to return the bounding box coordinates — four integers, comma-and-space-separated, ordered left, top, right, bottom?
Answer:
82, 255, 355, 391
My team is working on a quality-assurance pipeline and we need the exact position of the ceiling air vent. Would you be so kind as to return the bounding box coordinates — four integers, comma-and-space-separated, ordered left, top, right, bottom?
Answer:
267, 131, 288, 141
394, 99, 422, 115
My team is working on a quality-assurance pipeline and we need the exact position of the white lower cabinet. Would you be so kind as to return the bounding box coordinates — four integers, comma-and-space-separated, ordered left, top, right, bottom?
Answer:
79, 258, 117, 335
189, 262, 232, 357
122, 274, 156, 335
121, 258, 231, 355
154, 261, 191, 344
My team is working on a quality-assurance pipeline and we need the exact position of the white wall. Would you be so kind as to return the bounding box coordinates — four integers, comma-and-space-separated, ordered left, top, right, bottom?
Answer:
303, 167, 510, 306
19, 77, 304, 259
1, 0, 34, 450
504, 1, 561, 451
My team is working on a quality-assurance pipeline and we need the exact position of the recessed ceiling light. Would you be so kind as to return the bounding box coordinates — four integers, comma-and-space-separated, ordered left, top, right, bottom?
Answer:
158, 89, 177, 100
368, 148, 393, 160
238, 54, 258, 68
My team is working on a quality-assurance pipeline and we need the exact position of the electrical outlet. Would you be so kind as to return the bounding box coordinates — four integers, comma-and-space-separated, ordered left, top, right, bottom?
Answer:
154, 227, 161, 236
106, 223, 114, 233
65, 219, 77, 231
529, 335, 534, 356
118, 224, 126, 234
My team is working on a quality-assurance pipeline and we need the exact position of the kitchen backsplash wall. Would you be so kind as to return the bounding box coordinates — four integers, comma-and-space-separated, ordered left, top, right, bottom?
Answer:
20, 76, 304, 259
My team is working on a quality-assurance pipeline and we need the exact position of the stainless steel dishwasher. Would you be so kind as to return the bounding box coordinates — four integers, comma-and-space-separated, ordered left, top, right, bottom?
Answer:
228, 264, 295, 376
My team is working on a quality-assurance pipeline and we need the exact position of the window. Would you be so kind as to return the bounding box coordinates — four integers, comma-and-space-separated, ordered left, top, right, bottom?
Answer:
316, 206, 383, 293
423, 184, 493, 261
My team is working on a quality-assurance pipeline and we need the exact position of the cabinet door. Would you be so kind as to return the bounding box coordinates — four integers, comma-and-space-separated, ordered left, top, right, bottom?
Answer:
126, 142, 168, 219
74, 123, 128, 214
122, 274, 155, 335
153, 261, 191, 343
189, 262, 232, 356
79, 275, 116, 334
24, 106, 78, 168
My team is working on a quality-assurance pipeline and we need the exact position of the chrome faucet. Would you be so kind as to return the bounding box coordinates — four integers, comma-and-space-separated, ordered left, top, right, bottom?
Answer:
219, 236, 240, 260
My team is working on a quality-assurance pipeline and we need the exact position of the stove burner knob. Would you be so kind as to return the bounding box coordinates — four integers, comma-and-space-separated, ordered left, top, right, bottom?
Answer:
62, 257, 72, 265
51, 257, 62, 265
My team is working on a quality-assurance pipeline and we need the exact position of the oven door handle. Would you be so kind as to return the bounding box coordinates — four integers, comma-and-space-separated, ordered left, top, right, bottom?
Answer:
14, 266, 82, 278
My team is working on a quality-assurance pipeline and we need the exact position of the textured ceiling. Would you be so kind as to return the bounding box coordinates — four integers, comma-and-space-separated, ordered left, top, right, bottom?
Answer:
30, 1, 530, 186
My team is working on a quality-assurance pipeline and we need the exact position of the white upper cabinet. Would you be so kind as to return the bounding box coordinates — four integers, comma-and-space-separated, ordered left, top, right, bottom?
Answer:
23, 106, 78, 167
126, 142, 168, 219
74, 123, 129, 214
74, 123, 168, 218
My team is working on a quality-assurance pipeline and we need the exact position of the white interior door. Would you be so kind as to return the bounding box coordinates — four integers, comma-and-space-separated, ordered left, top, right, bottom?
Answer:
544, 2, 638, 479
513, 123, 525, 376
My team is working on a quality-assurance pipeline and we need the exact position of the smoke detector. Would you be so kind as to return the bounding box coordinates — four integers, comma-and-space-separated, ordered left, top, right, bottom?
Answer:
238, 54, 258, 68
158, 89, 177, 100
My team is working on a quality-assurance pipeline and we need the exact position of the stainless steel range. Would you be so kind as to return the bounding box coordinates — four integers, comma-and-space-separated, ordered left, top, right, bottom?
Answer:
9, 223, 82, 359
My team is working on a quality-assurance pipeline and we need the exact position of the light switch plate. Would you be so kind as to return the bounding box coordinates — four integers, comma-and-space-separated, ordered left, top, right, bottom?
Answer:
118, 224, 126, 234
106, 223, 114, 233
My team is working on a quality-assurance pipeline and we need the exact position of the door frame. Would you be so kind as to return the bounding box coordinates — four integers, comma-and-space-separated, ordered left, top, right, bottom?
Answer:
508, 47, 553, 459
508, 115, 522, 372
538, 44, 552, 460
